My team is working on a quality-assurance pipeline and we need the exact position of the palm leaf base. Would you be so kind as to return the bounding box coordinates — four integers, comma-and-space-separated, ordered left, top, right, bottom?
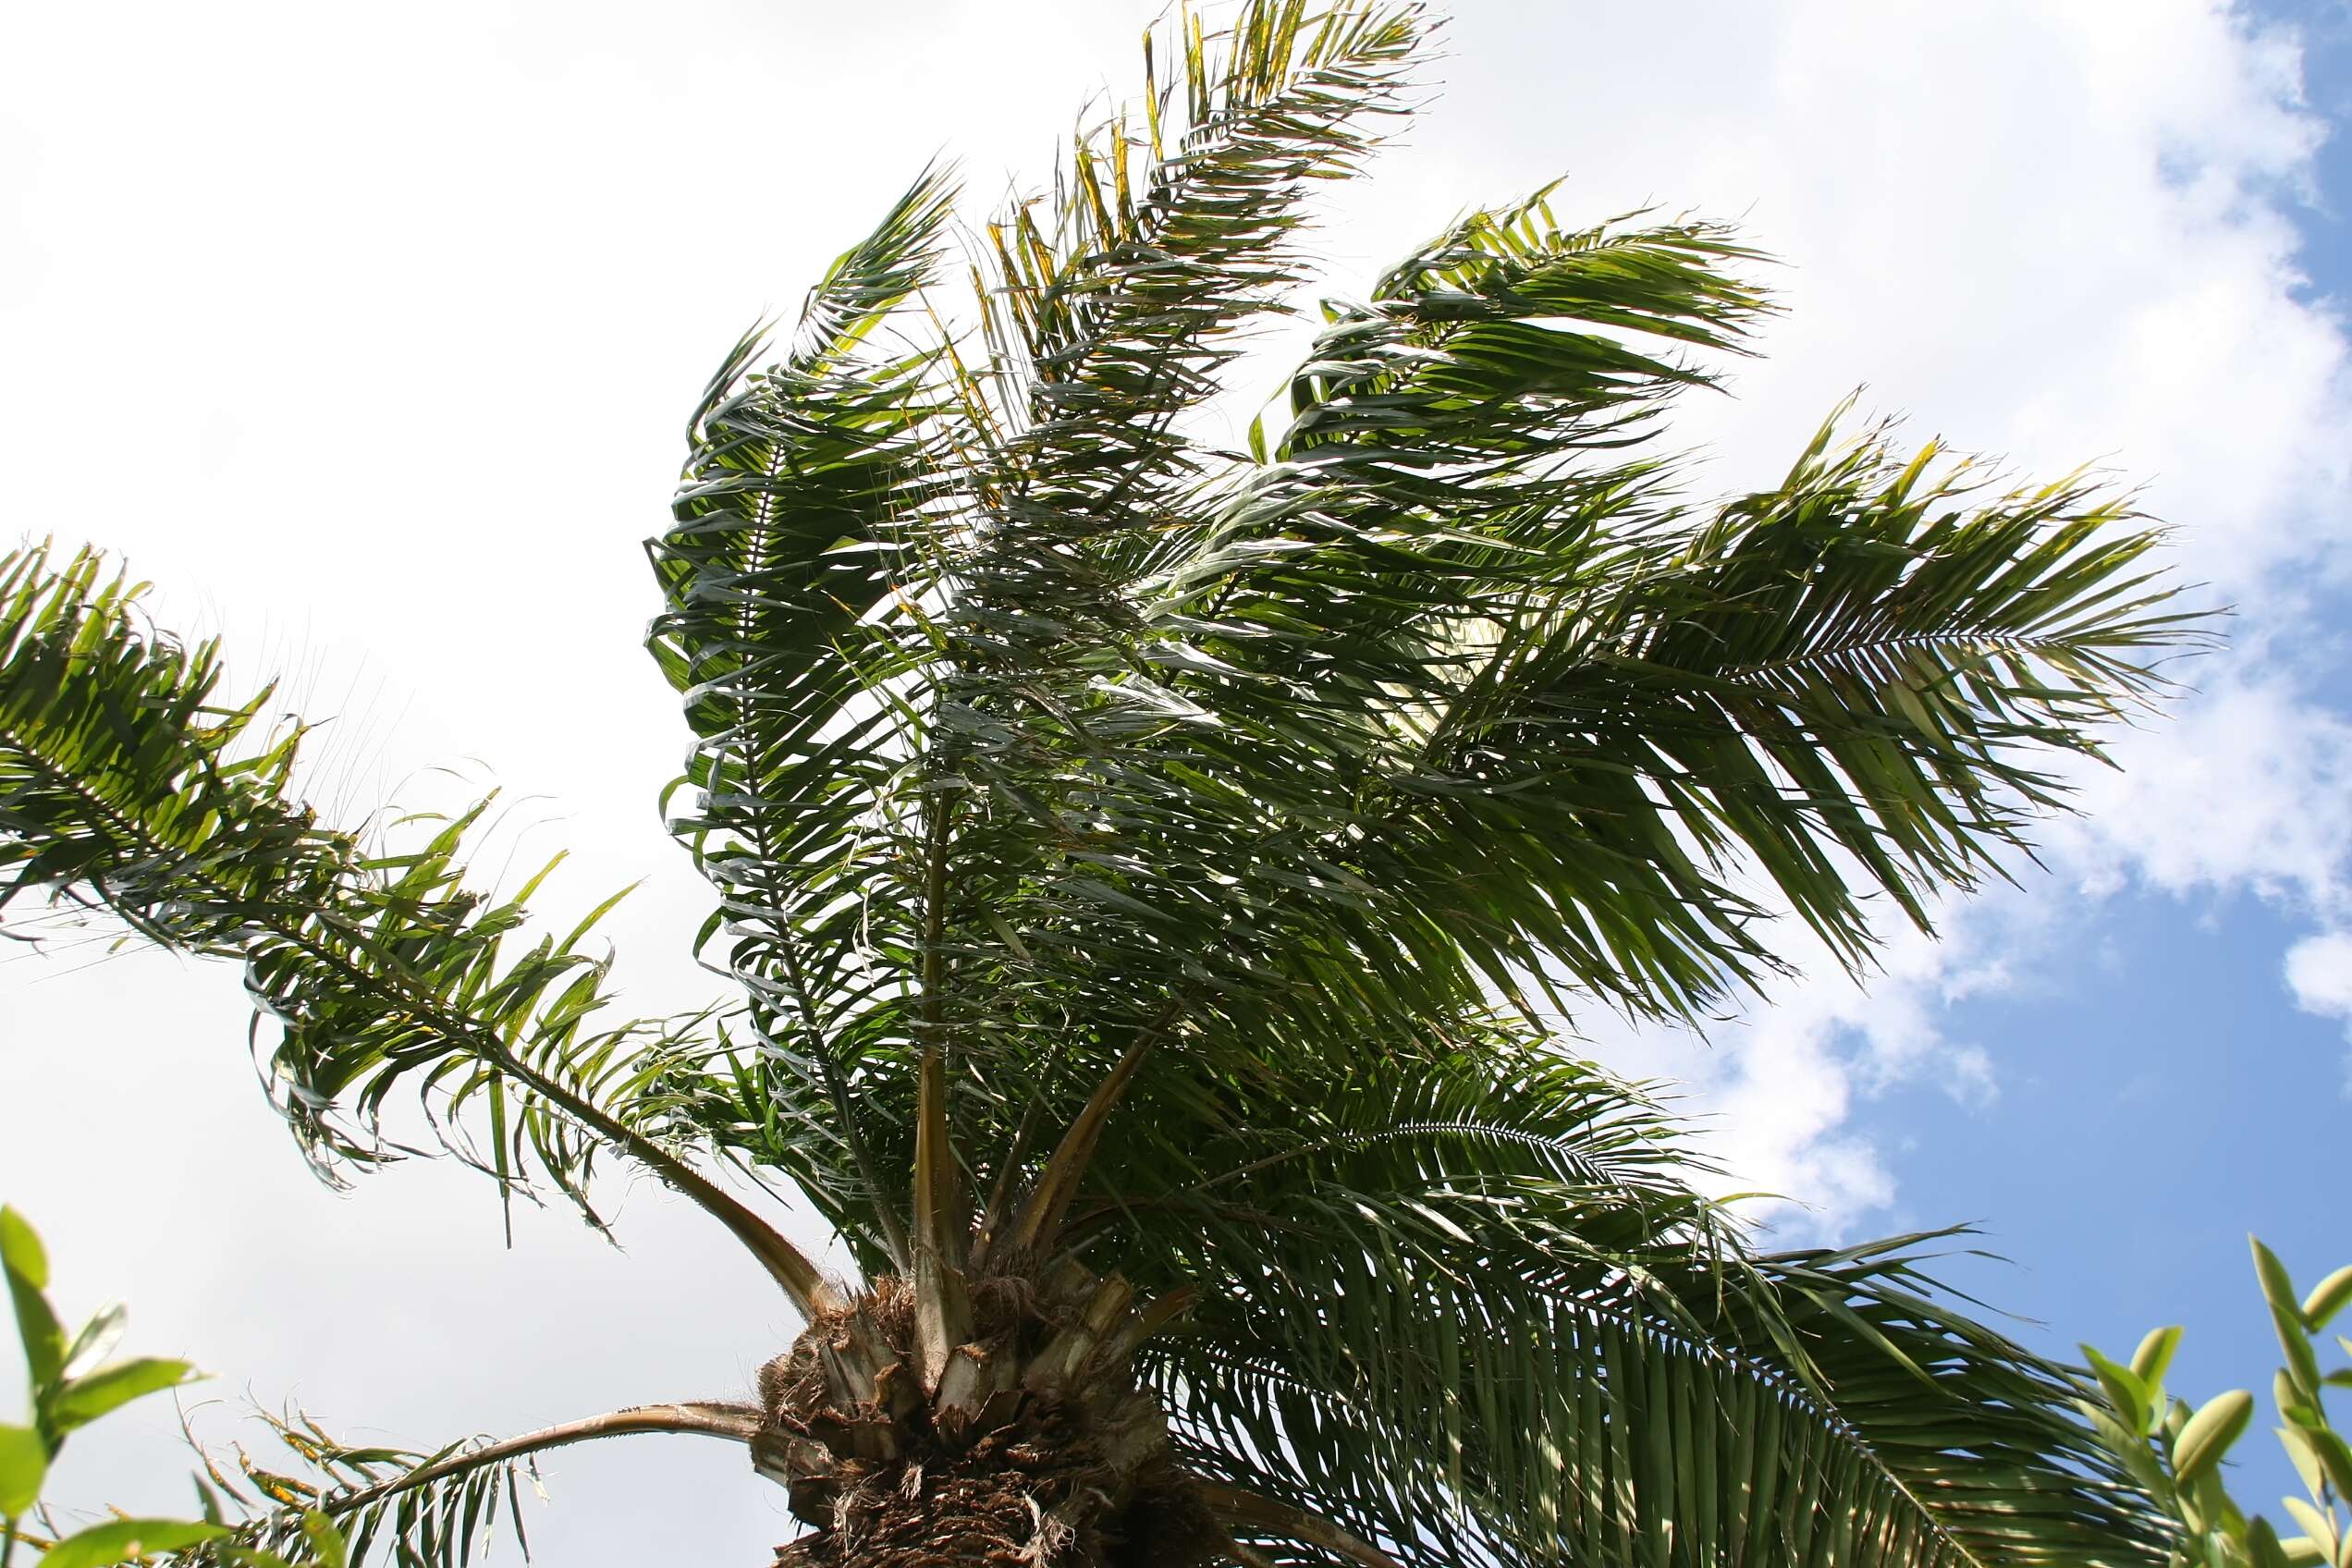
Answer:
753, 1260, 1220, 1567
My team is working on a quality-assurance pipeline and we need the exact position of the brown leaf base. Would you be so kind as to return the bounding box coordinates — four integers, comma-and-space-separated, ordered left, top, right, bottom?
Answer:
755, 1265, 1222, 1568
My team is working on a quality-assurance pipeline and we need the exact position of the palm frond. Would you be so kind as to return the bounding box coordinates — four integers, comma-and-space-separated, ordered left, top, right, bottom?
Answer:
1119, 423, 2195, 1037
180, 1399, 760, 1568
191, 1409, 532, 1568
938, 1009, 2164, 1568
1160, 1194, 2168, 1568
0, 543, 830, 1308
645, 165, 962, 1272
970, 0, 1426, 535
1489, 412, 2199, 964
1280, 188, 1770, 478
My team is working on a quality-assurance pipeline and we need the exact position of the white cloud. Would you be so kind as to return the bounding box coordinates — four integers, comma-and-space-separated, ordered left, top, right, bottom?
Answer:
2055, 670, 2352, 913
6, 0, 2352, 1556
2284, 930, 2352, 1093
1577, 894, 2022, 1241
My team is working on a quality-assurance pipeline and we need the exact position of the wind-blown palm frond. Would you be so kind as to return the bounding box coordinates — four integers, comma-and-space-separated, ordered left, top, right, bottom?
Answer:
0, 543, 831, 1308
620, 6, 2199, 1556
646, 167, 962, 1272
973, 0, 1423, 535
1280, 186, 1768, 477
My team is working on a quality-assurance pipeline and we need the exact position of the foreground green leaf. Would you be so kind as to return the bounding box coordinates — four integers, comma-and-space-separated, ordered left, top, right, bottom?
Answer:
47, 1358, 201, 1437
37, 1517, 228, 1568
0, 1421, 44, 1516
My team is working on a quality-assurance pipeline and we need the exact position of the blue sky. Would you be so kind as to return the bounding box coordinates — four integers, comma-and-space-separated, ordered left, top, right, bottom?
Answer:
3, 0, 2349, 1559
1859, 0, 2352, 1504
1870, 888, 2340, 1500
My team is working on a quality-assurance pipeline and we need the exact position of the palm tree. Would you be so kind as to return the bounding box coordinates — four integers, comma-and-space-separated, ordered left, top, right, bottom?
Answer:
0, 3, 2203, 1565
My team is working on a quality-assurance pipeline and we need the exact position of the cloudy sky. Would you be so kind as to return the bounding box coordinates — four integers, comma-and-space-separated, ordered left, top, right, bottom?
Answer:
4, 0, 2349, 1558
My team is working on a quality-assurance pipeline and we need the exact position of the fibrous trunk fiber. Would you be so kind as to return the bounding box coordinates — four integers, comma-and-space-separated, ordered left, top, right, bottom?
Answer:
754, 1259, 1223, 1568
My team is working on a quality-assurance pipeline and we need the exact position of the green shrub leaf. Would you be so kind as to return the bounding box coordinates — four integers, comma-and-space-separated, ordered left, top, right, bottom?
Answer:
2132, 1324, 2184, 1386
36, 1517, 228, 1568
2172, 1388, 2253, 1488
2301, 1266, 2352, 1331
0, 1208, 65, 1392
2254, 1237, 2300, 1317
48, 1357, 201, 1436
0, 1420, 46, 1516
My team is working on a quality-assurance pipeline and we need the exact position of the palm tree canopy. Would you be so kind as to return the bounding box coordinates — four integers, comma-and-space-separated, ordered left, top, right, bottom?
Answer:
0, 3, 2202, 1566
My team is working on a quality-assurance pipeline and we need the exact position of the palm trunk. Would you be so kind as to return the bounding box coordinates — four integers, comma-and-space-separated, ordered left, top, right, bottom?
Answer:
755, 1259, 1223, 1568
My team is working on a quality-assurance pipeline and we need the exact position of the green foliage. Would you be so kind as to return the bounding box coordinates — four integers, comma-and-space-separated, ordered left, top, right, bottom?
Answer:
178, 1407, 524, 1568
2, 1204, 202, 1560
0, 1207, 347, 1568
2082, 1237, 2352, 1568
0, 1, 2221, 1563
0, 545, 792, 1262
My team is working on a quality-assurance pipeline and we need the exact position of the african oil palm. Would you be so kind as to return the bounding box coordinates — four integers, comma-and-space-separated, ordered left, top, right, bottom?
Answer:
1, 4, 2200, 1564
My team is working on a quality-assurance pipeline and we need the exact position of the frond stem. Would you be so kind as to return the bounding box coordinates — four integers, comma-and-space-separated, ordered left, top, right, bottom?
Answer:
1712, 623, 2155, 691
1010, 995, 1184, 1255
1194, 1480, 1403, 1568
970, 1084, 1053, 1271
323, 1402, 762, 1517
913, 790, 962, 1265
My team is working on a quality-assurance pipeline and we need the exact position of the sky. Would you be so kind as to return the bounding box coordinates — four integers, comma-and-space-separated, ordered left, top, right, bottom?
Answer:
2, 0, 2348, 1560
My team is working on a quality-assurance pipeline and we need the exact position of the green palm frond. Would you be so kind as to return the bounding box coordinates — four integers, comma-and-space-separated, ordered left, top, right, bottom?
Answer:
1089, 1022, 2162, 1565
179, 1399, 762, 1568
1161, 1202, 2167, 1568
0, 543, 830, 1307
646, 166, 962, 1271
1279, 189, 1770, 478
189, 1409, 533, 1568
1721, 1236, 2172, 1568
1506, 413, 2197, 962
972, 0, 1425, 533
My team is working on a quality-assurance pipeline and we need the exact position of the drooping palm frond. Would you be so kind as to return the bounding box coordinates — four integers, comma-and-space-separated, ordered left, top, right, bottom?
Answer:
1102, 1029, 2166, 1568
0, 543, 832, 1309
178, 1398, 762, 1568
1179, 1256, 2166, 1568
1697, 1236, 2175, 1568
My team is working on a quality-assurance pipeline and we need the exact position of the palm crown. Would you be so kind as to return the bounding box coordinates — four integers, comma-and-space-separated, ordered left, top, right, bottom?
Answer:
0, 3, 2203, 1565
